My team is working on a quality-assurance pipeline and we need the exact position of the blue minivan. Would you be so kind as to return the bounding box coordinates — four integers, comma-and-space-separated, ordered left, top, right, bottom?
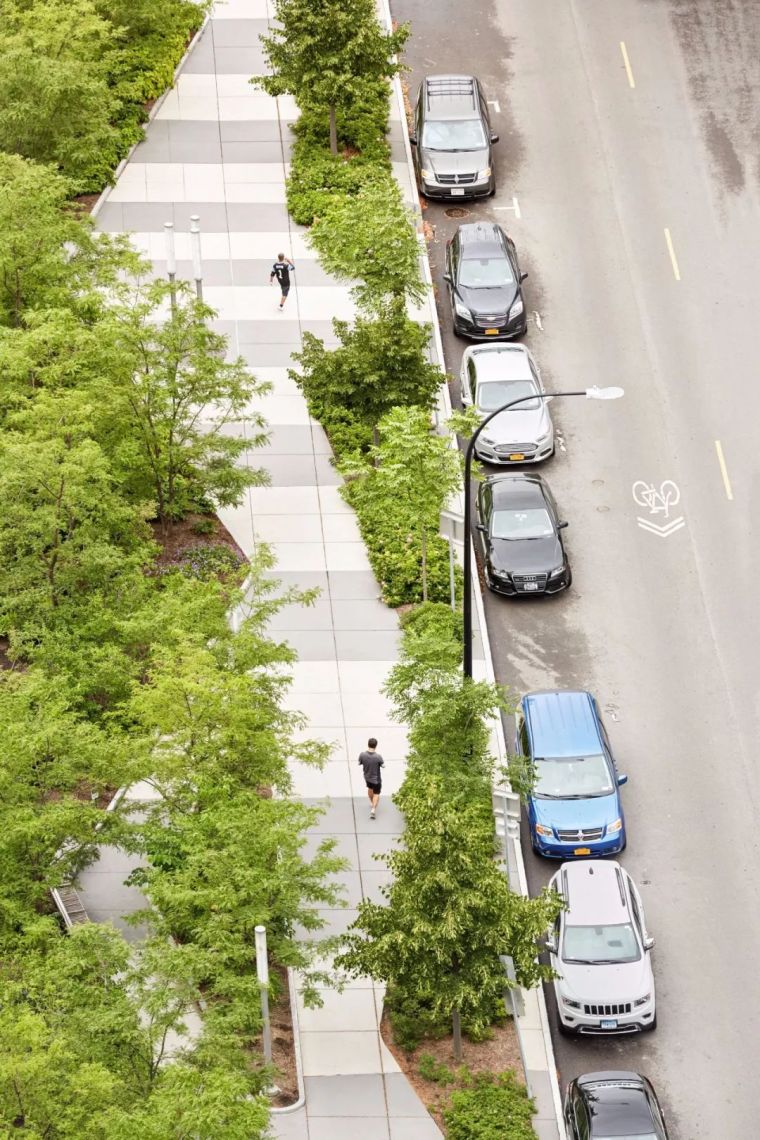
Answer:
516, 690, 628, 858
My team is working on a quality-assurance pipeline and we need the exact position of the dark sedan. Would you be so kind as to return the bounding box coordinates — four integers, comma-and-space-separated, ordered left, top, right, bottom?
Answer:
476, 473, 571, 596
444, 221, 527, 340
565, 1072, 669, 1140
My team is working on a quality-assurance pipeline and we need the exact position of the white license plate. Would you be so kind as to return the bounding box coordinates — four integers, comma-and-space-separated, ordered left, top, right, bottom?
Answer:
450, 188, 465, 196
601, 1019, 618, 1029
523, 582, 539, 591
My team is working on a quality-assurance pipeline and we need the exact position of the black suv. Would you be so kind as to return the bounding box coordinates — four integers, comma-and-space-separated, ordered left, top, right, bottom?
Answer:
410, 75, 498, 200
565, 1072, 669, 1139
444, 222, 528, 339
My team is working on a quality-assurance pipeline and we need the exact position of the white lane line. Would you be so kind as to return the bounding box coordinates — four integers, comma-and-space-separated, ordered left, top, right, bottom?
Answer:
620, 41, 635, 88
494, 196, 521, 218
715, 440, 734, 500
488, 100, 501, 113
664, 227, 681, 281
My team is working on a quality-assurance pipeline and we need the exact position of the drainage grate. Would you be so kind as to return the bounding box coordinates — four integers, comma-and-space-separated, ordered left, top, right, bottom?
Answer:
444, 207, 470, 219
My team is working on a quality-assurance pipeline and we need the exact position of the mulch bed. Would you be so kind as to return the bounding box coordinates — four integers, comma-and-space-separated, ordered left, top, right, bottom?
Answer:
150, 511, 247, 572
269, 964, 300, 1107
381, 1010, 525, 1133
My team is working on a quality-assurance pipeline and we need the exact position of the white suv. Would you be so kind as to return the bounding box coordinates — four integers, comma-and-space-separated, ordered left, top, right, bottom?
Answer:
547, 860, 656, 1036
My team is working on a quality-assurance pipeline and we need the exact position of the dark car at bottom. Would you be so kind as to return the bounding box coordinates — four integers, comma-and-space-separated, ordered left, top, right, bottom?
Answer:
476, 473, 571, 596
565, 1071, 669, 1139
444, 222, 528, 340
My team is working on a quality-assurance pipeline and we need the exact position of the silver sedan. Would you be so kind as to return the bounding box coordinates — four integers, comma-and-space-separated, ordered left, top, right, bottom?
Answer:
459, 343, 554, 464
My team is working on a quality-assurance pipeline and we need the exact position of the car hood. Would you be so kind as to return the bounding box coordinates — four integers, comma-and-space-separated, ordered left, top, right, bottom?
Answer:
457, 281, 519, 318
556, 956, 654, 1005
488, 534, 562, 574
422, 146, 490, 177
532, 791, 621, 830
479, 406, 550, 445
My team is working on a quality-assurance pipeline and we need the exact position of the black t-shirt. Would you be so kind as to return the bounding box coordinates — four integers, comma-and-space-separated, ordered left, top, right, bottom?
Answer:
272, 260, 293, 287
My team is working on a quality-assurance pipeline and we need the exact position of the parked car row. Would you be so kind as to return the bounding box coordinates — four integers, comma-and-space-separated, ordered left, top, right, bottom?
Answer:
412, 70, 669, 1137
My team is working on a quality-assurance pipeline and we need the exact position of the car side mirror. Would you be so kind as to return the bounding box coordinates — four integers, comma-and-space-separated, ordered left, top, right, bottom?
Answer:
617, 773, 628, 786
490, 132, 500, 143
476, 523, 487, 533
409, 133, 417, 145
557, 520, 568, 530
520, 271, 528, 282
644, 935, 655, 950
545, 938, 557, 955
443, 271, 452, 282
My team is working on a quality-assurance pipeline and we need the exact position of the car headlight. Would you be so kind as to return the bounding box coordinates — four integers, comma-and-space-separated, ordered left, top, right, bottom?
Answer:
606, 818, 623, 833
454, 297, 472, 319
479, 434, 496, 446
508, 296, 524, 321
634, 994, 651, 1007
549, 565, 565, 578
535, 823, 553, 838
420, 168, 434, 181
537, 429, 552, 443
563, 998, 581, 1010
477, 166, 492, 179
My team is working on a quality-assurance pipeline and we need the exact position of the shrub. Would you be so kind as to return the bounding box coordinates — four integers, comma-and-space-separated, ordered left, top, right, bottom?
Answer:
443, 1071, 535, 1140
176, 543, 245, 582
418, 1053, 455, 1085
287, 146, 383, 226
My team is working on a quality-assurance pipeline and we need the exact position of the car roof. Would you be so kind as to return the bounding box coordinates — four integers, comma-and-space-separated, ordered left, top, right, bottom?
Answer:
522, 690, 601, 757
423, 74, 480, 119
470, 345, 533, 383
584, 1082, 656, 1136
456, 222, 506, 257
559, 861, 628, 925
486, 474, 548, 512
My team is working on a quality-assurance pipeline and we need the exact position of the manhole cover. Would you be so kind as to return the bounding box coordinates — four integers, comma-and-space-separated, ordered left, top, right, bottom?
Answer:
445, 206, 470, 219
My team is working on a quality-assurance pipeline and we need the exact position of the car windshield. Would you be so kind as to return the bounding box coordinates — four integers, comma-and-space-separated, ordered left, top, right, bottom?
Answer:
477, 378, 539, 412
563, 922, 641, 965
422, 119, 487, 150
459, 257, 515, 289
593, 1135, 657, 1140
533, 753, 614, 798
491, 507, 553, 540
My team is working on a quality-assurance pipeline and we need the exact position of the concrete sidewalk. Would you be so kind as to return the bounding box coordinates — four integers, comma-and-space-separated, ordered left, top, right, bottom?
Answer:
80, 0, 562, 1137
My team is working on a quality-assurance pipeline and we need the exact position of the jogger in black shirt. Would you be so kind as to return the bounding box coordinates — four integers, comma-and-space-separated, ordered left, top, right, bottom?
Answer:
270, 253, 295, 309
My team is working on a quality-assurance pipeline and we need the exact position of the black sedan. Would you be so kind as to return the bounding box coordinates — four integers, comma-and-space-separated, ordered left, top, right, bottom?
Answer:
565, 1071, 669, 1140
443, 221, 527, 340
476, 473, 570, 596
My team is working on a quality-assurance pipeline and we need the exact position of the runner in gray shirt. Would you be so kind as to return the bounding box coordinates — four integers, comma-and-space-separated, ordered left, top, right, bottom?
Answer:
358, 737, 384, 819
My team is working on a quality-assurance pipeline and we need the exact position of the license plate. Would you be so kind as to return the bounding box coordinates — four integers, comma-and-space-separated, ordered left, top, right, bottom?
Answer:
601, 1019, 618, 1029
509, 453, 525, 461
523, 582, 539, 591
450, 188, 465, 196
484, 328, 499, 335
573, 847, 591, 855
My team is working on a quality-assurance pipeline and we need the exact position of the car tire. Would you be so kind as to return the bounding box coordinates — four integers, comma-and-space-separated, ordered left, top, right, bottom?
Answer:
452, 321, 463, 339
565, 568, 572, 590
557, 1019, 574, 1038
648, 1013, 658, 1032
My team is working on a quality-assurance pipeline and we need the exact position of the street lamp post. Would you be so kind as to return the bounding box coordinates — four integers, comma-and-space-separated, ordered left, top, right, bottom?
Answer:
462, 386, 624, 679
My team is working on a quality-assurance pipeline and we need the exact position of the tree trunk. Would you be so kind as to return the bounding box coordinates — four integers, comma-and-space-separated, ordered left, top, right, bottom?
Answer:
452, 1008, 462, 1063
421, 526, 428, 602
329, 104, 338, 156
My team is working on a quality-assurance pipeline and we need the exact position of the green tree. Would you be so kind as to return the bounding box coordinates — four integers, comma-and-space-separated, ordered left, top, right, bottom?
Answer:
348, 407, 462, 601
255, 0, 409, 155
0, 154, 136, 328
100, 282, 268, 530
292, 301, 444, 454
337, 776, 561, 1057
0, 0, 122, 192
309, 182, 425, 309
0, 387, 154, 637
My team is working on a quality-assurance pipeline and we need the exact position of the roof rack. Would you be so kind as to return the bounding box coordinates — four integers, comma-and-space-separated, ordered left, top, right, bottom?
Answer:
426, 76, 475, 101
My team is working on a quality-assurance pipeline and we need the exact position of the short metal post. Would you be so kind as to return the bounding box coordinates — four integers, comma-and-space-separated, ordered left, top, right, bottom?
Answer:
255, 925, 272, 1065
190, 214, 203, 301
448, 536, 456, 611
164, 221, 177, 311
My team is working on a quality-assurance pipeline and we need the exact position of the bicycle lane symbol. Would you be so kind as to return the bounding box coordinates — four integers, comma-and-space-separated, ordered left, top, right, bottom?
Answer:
632, 480, 685, 537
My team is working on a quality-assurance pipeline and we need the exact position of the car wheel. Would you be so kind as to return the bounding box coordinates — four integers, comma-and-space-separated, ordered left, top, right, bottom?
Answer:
452, 321, 463, 339
565, 568, 572, 590
557, 1018, 574, 1038
648, 1013, 658, 1032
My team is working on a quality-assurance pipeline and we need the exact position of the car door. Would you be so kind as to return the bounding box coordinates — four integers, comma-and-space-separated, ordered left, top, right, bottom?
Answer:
476, 481, 491, 559
447, 232, 461, 315
412, 86, 423, 178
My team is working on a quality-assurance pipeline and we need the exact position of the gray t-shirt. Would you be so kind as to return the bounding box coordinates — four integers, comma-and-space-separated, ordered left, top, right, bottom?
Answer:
358, 750, 384, 784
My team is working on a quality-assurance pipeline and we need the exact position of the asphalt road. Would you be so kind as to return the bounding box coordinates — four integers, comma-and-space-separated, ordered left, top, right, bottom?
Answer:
389, 0, 760, 1135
